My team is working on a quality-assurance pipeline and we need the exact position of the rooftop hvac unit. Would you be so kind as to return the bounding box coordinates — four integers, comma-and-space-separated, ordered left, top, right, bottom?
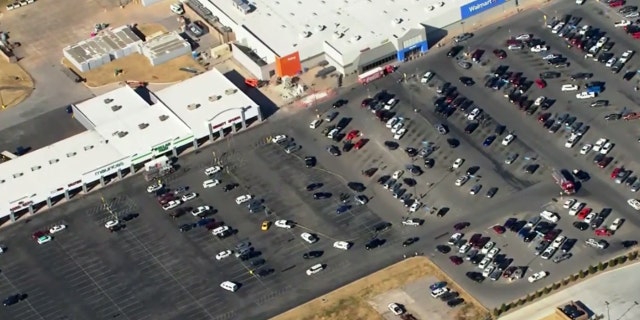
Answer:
187, 103, 200, 110
300, 31, 312, 38
224, 88, 237, 95
333, 31, 344, 39
438, 1, 445, 6
117, 131, 128, 138
103, 98, 114, 104
159, 115, 169, 121
110, 105, 122, 112
317, 25, 326, 31
392, 18, 402, 25
232, 0, 251, 14
138, 123, 149, 129
208, 95, 221, 102
351, 35, 361, 41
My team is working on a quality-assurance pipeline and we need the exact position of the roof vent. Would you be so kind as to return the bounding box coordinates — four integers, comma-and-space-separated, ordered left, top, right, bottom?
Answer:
111, 105, 122, 112
31, 165, 41, 171
138, 123, 149, 130
49, 158, 59, 164
392, 18, 403, 25
0, 179, 5, 184
426, 5, 435, 11
103, 98, 113, 104
351, 35, 361, 41
300, 31, 312, 38
225, 89, 237, 95
317, 25, 326, 31
333, 31, 344, 39
117, 131, 128, 138
12, 173, 23, 178
209, 95, 221, 102
232, 0, 251, 14
187, 103, 200, 110
159, 115, 169, 121
438, 1, 445, 6
83, 145, 94, 151
66, 152, 77, 157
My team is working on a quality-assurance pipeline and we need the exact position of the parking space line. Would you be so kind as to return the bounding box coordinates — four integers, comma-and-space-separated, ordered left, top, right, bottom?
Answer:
0, 273, 46, 320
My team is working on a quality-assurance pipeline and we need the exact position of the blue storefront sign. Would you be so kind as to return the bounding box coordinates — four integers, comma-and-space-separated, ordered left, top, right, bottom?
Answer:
460, 0, 506, 20
396, 40, 429, 61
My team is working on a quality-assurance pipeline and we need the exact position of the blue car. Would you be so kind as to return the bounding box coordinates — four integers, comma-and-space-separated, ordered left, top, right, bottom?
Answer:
483, 135, 496, 147
336, 205, 351, 214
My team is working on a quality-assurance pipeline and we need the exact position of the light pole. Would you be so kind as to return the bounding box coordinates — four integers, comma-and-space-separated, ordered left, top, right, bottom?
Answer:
605, 301, 610, 320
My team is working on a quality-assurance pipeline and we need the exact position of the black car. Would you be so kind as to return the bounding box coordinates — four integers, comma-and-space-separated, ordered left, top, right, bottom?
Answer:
332, 99, 347, 108
342, 142, 354, 152
313, 192, 332, 200
327, 145, 341, 156
573, 221, 589, 231
250, 258, 266, 267
306, 182, 323, 191
304, 156, 316, 167
303, 251, 324, 259
3, 294, 25, 306
409, 165, 423, 176
561, 239, 577, 253
384, 141, 399, 150
486, 187, 498, 198
402, 237, 418, 247
447, 298, 465, 307
440, 291, 459, 301
424, 158, 435, 168
524, 164, 539, 174
119, 213, 139, 221
365, 238, 384, 250
222, 183, 238, 192
435, 245, 451, 254
459, 77, 475, 86
373, 222, 392, 232
464, 122, 479, 134
179, 223, 194, 232
623, 71, 635, 81
494, 124, 506, 135
466, 272, 485, 283
570, 72, 594, 80
604, 113, 621, 121
405, 147, 418, 157
447, 45, 464, 57
539, 71, 561, 79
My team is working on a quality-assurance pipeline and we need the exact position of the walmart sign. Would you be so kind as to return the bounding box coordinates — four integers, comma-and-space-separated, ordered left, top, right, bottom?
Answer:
460, 0, 506, 20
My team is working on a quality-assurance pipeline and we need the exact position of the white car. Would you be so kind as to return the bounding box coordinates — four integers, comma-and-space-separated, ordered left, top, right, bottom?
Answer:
540, 210, 559, 222
482, 265, 496, 278
580, 144, 592, 155
181, 193, 197, 202
216, 250, 232, 260
502, 134, 516, 146
579, 25, 591, 35
105, 220, 120, 229
409, 201, 421, 213
162, 200, 181, 210
448, 233, 463, 245
534, 96, 546, 106
584, 212, 597, 224
628, 198, 640, 210
272, 135, 288, 144
309, 119, 322, 129
274, 220, 293, 229
301, 232, 318, 244
202, 179, 220, 188
392, 170, 404, 179
430, 287, 449, 298
306, 263, 324, 275
530, 45, 549, 53
467, 107, 482, 121
37, 235, 52, 245
615, 20, 632, 28
561, 84, 579, 92
593, 138, 607, 152
478, 257, 492, 269
563, 198, 576, 209
540, 246, 557, 260
452, 158, 464, 169
605, 57, 617, 68
609, 218, 624, 231
402, 218, 422, 226
542, 53, 560, 60
49, 224, 66, 234
565, 134, 580, 148
600, 142, 613, 155
388, 303, 405, 315
386, 117, 399, 128
576, 92, 596, 99
147, 183, 163, 193
421, 71, 435, 84
515, 33, 531, 41
597, 36, 609, 47
333, 241, 351, 250
551, 235, 566, 248
569, 202, 585, 215
212, 225, 230, 236
393, 128, 407, 140
455, 175, 469, 187
220, 281, 238, 292
391, 122, 404, 133
235, 194, 253, 205
528, 271, 548, 283
327, 128, 339, 139
191, 206, 211, 217
481, 241, 495, 254
487, 247, 500, 259
204, 166, 222, 175
458, 243, 471, 254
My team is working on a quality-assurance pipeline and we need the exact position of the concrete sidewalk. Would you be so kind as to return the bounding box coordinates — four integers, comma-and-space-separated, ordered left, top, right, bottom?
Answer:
500, 262, 640, 320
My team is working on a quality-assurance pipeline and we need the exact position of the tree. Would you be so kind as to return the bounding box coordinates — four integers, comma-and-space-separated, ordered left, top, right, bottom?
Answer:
610, 259, 619, 267
536, 290, 544, 298
553, 282, 561, 290
527, 294, 535, 302
628, 252, 638, 261
588, 265, 598, 274
598, 262, 606, 271
493, 308, 502, 317
544, 287, 552, 294
571, 274, 579, 281
579, 270, 586, 278
618, 256, 627, 264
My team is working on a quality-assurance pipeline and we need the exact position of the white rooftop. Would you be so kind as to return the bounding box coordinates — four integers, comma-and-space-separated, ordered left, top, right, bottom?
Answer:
205, 0, 470, 63
0, 130, 123, 205
93, 105, 192, 157
155, 69, 260, 137
74, 86, 153, 127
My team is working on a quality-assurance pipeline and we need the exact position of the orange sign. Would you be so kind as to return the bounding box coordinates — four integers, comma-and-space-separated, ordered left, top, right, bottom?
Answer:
275, 51, 301, 77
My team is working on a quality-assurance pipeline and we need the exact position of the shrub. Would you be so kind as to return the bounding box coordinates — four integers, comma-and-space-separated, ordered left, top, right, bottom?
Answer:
571, 274, 579, 281
628, 252, 638, 260
553, 282, 561, 290
518, 299, 526, 306
493, 308, 502, 317
610, 259, 618, 267
598, 262, 606, 271
543, 287, 552, 294
588, 265, 598, 274
562, 278, 570, 286
504, 303, 512, 312
618, 256, 627, 264
536, 290, 544, 298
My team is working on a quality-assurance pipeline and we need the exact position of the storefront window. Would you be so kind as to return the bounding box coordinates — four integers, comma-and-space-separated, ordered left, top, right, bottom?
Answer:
360, 54, 397, 73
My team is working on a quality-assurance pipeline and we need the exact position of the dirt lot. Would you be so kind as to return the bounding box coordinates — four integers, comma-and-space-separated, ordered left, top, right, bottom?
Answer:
272, 257, 489, 320
539, 313, 565, 320
0, 60, 34, 108
62, 23, 205, 88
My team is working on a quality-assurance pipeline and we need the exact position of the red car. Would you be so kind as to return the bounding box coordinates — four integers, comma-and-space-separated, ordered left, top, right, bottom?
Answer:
534, 78, 547, 88
468, 233, 482, 246
32, 230, 49, 239
454, 222, 469, 231
449, 256, 463, 265
345, 130, 360, 141
206, 221, 224, 230
538, 113, 551, 123
353, 139, 367, 150
609, 0, 625, 7
503, 266, 517, 278
611, 167, 622, 179
544, 229, 561, 241
492, 225, 506, 234
598, 157, 612, 168
577, 207, 592, 220
493, 49, 507, 59
361, 99, 372, 108
595, 228, 613, 237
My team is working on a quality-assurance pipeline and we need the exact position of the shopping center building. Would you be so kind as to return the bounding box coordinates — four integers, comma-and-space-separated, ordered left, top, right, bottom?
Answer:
0, 69, 262, 222
190, 0, 509, 79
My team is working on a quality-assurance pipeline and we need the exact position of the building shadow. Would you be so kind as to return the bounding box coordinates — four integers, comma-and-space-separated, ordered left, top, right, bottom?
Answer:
223, 70, 279, 119
423, 25, 449, 48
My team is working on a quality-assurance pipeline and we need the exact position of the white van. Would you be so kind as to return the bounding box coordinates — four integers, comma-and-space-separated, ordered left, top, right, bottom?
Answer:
170, 3, 184, 15
327, 128, 339, 139
220, 281, 238, 292
384, 98, 397, 110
